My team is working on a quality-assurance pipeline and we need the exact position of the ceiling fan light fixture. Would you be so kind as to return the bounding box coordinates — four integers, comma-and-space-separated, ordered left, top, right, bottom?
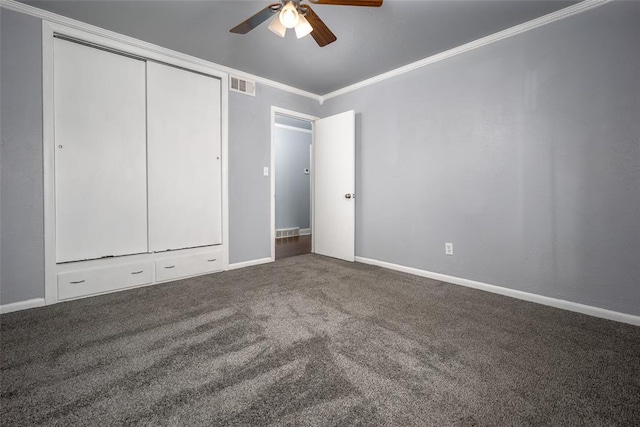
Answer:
294, 14, 313, 39
279, 1, 300, 29
268, 14, 287, 37
230, 0, 383, 47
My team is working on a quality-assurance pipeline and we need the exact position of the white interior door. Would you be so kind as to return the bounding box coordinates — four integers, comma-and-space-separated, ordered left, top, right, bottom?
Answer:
54, 38, 148, 263
147, 62, 222, 252
314, 110, 355, 261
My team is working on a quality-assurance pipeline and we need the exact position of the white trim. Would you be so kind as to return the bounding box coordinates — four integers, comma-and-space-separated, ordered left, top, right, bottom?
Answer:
355, 257, 640, 326
0, 298, 46, 314
271, 108, 319, 125
299, 228, 311, 236
42, 21, 56, 305
321, 0, 612, 101
274, 123, 314, 134
228, 258, 273, 271
220, 59, 231, 272
310, 143, 314, 254
41, 20, 231, 304
270, 110, 277, 262
271, 107, 319, 262
2, 0, 610, 103
0, 0, 321, 103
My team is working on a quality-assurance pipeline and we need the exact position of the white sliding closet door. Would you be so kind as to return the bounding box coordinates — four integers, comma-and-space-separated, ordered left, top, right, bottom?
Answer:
147, 62, 222, 252
54, 38, 148, 263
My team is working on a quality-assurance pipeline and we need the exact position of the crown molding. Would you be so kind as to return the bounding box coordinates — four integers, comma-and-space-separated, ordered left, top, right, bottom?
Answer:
0, 0, 323, 103
320, 0, 612, 102
1, 0, 614, 105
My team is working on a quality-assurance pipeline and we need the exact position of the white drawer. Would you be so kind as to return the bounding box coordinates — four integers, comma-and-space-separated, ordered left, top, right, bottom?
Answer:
58, 262, 153, 300
155, 250, 223, 282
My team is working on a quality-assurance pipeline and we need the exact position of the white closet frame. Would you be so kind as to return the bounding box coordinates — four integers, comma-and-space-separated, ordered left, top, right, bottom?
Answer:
42, 21, 230, 305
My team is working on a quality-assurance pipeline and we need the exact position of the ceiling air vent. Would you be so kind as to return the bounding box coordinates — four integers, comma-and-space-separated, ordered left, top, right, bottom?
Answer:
230, 76, 256, 96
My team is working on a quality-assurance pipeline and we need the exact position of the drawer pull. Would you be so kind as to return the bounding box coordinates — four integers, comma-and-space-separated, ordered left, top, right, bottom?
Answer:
164, 265, 176, 269
70, 280, 85, 284
131, 270, 144, 275
207, 259, 217, 262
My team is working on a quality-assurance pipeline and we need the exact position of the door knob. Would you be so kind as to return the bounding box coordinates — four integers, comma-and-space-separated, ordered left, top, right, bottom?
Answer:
345, 193, 352, 199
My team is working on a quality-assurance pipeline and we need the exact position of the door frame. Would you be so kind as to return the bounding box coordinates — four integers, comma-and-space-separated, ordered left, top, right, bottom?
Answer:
270, 106, 319, 262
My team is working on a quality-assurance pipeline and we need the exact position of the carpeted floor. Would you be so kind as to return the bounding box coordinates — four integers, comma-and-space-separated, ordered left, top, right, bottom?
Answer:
1, 254, 639, 426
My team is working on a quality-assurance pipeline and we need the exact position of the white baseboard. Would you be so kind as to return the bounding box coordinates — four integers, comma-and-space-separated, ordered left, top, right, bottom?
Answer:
228, 257, 273, 270
299, 228, 311, 236
355, 256, 640, 327
0, 298, 46, 314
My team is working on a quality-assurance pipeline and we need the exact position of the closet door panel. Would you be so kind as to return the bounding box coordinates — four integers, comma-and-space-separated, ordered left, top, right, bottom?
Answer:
147, 62, 222, 252
54, 39, 148, 263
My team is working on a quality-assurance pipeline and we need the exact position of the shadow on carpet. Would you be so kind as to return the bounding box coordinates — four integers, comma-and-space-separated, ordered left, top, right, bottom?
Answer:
1, 254, 639, 426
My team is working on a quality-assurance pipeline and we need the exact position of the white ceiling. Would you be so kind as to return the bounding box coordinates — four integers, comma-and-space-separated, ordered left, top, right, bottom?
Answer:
23, 0, 580, 94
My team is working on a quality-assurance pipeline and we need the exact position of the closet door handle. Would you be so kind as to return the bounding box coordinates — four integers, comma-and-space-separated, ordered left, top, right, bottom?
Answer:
207, 259, 217, 262
70, 280, 85, 284
164, 265, 175, 269
131, 271, 143, 275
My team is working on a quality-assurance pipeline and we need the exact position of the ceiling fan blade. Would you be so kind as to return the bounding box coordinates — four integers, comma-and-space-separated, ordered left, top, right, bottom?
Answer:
303, 5, 337, 47
308, 0, 383, 6
230, 4, 280, 34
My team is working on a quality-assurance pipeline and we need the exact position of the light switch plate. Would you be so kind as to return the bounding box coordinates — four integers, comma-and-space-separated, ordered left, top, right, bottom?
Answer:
263, 167, 269, 176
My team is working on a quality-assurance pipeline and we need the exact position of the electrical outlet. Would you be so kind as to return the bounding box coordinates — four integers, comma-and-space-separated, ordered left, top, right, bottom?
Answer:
445, 242, 453, 255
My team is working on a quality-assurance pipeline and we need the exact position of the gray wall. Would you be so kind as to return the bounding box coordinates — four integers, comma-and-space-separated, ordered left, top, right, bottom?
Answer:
2, 2, 639, 317
274, 125, 312, 230
0, 9, 44, 305
229, 88, 319, 264
322, 1, 640, 316
0, 8, 320, 304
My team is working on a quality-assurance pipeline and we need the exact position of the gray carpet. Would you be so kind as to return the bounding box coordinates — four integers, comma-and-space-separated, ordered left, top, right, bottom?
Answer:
1, 254, 639, 426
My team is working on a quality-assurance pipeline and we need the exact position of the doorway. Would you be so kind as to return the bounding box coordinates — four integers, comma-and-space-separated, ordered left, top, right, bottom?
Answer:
271, 108, 317, 261
270, 107, 356, 263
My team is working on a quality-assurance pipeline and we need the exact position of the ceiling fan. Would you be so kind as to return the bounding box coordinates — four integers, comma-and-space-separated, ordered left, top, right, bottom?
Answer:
230, 0, 383, 47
